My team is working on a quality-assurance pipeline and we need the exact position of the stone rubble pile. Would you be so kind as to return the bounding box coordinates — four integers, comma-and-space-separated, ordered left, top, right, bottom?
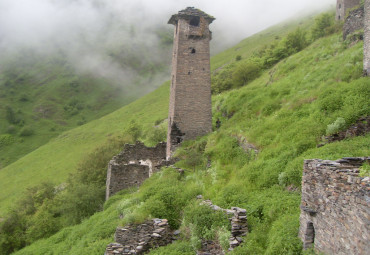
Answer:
199, 196, 248, 251
104, 219, 174, 255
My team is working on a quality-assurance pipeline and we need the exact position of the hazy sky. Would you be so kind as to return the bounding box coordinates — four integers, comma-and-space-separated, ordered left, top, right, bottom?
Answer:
0, 0, 335, 50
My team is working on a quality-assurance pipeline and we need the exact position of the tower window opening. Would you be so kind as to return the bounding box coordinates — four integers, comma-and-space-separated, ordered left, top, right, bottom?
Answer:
191, 48, 196, 54
339, 4, 341, 9
189, 17, 200, 27
303, 222, 315, 249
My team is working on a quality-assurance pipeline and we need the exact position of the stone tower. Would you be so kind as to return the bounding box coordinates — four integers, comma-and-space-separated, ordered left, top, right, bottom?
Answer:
166, 7, 215, 159
364, 0, 370, 75
336, 0, 361, 21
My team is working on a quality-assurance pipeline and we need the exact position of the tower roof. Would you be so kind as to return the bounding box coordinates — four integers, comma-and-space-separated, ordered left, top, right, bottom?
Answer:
168, 7, 215, 25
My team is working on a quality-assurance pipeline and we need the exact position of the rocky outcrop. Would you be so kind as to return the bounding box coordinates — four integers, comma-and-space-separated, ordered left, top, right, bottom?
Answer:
105, 219, 174, 255
299, 157, 370, 254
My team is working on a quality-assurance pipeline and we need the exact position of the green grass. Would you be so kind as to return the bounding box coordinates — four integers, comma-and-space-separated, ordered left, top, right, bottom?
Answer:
0, 82, 170, 216
5, 10, 370, 255
211, 12, 317, 71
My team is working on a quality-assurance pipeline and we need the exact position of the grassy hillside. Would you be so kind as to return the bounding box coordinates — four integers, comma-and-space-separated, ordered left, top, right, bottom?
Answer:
0, 28, 172, 168
2, 10, 370, 255
0, 82, 170, 215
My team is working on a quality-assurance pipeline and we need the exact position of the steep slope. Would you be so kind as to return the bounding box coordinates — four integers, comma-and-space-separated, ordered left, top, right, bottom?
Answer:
0, 27, 172, 168
10, 13, 370, 255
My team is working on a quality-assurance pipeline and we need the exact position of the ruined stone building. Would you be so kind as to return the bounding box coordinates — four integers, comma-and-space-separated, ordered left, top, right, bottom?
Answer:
364, 0, 370, 75
336, 0, 361, 21
166, 7, 214, 159
105, 142, 167, 200
299, 157, 370, 255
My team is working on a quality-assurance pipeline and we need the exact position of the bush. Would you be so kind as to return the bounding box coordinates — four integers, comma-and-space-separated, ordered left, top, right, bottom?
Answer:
284, 28, 309, 53
232, 61, 262, 88
326, 117, 346, 135
19, 126, 34, 137
311, 13, 336, 40
182, 202, 230, 245
0, 134, 14, 147
125, 120, 143, 141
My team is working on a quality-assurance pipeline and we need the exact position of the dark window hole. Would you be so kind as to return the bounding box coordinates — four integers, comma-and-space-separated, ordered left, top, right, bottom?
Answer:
190, 16, 200, 27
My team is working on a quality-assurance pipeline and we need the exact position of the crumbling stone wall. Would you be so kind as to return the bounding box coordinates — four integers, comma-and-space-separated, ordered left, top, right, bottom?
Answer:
364, 0, 370, 75
105, 219, 174, 255
343, 6, 364, 40
105, 142, 167, 200
199, 197, 248, 251
299, 157, 370, 255
166, 7, 215, 159
337, 0, 361, 21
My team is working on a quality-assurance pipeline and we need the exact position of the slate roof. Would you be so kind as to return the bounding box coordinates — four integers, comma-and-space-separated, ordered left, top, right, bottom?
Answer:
168, 7, 215, 25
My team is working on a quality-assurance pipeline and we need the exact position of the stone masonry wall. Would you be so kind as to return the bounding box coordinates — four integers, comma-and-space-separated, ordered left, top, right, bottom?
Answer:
105, 219, 174, 255
337, 0, 361, 21
343, 6, 364, 40
105, 142, 167, 200
299, 157, 370, 255
364, 0, 370, 75
166, 8, 214, 159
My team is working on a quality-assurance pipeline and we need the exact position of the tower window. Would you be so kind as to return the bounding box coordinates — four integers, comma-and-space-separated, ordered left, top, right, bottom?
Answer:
303, 222, 315, 249
189, 17, 200, 27
191, 48, 196, 54
339, 4, 341, 9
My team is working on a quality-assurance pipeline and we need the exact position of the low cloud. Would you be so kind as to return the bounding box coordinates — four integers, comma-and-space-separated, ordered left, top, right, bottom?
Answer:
0, 0, 335, 88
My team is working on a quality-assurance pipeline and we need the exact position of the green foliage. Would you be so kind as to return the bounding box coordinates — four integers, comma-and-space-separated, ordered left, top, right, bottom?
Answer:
182, 202, 230, 248
0, 134, 14, 147
19, 126, 35, 137
311, 13, 337, 40
145, 126, 166, 146
0, 136, 128, 253
359, 162, 370, 177
149, 241, 194, 255
125, 120, 143, 141
326, 117, 346, 135
232, 61, 262, 88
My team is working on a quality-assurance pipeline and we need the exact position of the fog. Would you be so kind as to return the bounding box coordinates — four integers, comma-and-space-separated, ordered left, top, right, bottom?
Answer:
0, 0, 335, 89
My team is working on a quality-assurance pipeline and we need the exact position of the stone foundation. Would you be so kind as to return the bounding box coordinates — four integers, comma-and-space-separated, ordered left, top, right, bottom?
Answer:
299, 157, 370, 254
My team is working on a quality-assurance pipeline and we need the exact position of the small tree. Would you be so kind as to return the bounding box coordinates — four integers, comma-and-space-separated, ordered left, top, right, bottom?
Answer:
311, 13, 335, 40
232, 61, 261, 88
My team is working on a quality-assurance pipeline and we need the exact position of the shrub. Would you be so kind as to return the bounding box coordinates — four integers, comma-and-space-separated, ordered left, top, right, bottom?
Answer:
311, 13, 336, 40
125, 120, 143, 141
183, 202, 230, 244
19, 126, 34, 137
326, 117, 346, 135
232, 61, 262, 88
284, 28, 309, 53
146, 126, 166, 146
0, 134, 14, 147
